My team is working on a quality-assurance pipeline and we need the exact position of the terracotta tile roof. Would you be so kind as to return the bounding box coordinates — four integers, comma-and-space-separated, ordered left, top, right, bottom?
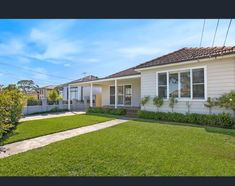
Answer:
105, 67, 140, 78
135, 46, 235, 69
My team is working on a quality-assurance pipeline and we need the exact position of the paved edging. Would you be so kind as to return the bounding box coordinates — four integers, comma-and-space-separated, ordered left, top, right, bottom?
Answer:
20, 111, 86, 122
0, 119, 128, 159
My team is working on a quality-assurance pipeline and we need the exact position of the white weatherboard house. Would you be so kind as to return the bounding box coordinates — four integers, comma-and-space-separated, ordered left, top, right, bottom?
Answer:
58, 75, 101, 102
68, 47, 235, 114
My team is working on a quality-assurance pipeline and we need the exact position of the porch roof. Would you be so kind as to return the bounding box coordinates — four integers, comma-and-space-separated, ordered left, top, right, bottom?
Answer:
69, 74, 141, 86
69, 66, 140, 86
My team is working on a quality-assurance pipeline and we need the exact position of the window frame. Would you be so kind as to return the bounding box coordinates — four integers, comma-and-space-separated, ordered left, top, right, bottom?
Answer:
109, 84, 132, 106
156, 66, 207, 101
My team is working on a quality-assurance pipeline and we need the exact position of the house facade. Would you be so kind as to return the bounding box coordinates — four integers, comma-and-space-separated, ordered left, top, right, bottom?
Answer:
58, 75, 102, 103
68, 47, 235, 115
39, 85, 57, 99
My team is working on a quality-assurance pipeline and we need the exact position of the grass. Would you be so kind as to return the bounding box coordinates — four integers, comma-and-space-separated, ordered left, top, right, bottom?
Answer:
4, 114, 114, 144
1, 120, 235, 176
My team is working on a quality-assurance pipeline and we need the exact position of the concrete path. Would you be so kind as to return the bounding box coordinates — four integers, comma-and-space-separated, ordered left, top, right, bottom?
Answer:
20, 111, 86, 122
0, 119, 128, 159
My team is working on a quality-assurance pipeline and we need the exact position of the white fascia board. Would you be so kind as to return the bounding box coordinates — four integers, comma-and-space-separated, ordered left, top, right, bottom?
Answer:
69, 74, 141, 86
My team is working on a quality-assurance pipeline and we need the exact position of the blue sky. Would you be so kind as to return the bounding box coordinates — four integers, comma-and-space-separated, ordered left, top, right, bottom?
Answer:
0, 19, 235, 87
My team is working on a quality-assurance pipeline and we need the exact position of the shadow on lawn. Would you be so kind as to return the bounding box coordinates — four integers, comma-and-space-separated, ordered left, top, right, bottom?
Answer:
86, 113, 235, 138
130, 118, 235, 138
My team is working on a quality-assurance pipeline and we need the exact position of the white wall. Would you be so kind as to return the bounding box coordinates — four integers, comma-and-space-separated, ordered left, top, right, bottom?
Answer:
101, 78, 141, 107
140, 57, 235, 114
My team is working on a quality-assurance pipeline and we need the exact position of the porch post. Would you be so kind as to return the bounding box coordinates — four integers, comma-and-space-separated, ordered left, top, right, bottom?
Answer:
90, 83, 93, 107
68, 85, 71, 110
115, 79, 117, 109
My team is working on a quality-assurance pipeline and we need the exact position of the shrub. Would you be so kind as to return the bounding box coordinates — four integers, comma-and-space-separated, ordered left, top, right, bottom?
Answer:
0, 86, 24, 144
87, 107, 126, 115
153, 96, 163, 111
137, 110, 234, 129
27, 96, 42, 106
217, 91, 235, 118
169, 96, 178, 112
141, 96, 150, 109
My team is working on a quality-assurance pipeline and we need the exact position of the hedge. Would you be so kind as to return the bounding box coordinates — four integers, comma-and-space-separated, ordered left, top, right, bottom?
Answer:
138, 110, 235, 129
87, 107, 126, 115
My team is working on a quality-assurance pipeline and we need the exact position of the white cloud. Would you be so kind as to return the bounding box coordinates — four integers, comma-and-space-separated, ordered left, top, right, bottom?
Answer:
0, 38, 25, 56
118, 46, 161, 59
64, 63, 71, 67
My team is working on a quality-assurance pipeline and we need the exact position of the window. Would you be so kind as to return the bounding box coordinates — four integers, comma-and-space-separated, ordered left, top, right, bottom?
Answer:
180, 71, 190, 98
124, 85, 132, 105
70, 87, 78, 100
110, 86, 115, 104
158, 73, 167, 98
118, 86, 124, 104
169, 73, 178, 97
157, 67, 205, 100
192, 68, 205, 99
110, 85, 132, 105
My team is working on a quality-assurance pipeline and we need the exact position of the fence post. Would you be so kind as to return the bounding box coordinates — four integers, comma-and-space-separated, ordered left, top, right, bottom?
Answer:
59, 99, 63, 110
41, 98, 47, 112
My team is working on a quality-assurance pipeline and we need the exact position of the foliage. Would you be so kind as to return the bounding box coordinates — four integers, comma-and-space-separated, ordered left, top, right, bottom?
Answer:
204, 97, 217, 114
153, 96, 163, 111
48, 89, 60, 102
138, 110, 234, 129
26, 109, 69, 116
17, 80, 39, 93
217, 91, 235, 110
87, 107, 127, 115
141, 96, 150, 106
0, 86, 25, 144
5, 114, 112, 144
216, 91, 235, 119
27, 96, 42, 106
169, 96, 178, 112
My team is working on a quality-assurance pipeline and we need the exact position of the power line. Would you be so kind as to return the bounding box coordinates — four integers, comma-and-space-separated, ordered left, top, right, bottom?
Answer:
223, 19, 232, 46
212, 19, 220, 47
0, 61, 76, 81
0, 70, 63, 85
199, 19, 206, 47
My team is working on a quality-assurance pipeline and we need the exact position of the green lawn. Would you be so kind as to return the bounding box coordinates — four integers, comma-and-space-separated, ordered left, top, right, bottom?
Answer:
1, 120, 235, 176
4, 114, 113, 144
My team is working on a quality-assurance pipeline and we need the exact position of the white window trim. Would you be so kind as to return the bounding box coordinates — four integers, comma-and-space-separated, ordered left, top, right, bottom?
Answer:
109, 84, 133, 106
156, 65, 207, 102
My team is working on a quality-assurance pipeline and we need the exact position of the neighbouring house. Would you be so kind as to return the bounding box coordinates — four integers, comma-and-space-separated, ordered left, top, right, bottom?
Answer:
57, 75, 102, 104
25, 90, 40, 100
68, 46, 235, 115
39, 85, 57, 99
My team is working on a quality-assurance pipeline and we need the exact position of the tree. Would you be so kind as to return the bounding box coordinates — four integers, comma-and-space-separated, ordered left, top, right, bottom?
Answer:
169, 96, 178, 112
141, 96, 150, 110
153, 96, 163, 112
17, 80, 39, 94
48, 89, 59, 102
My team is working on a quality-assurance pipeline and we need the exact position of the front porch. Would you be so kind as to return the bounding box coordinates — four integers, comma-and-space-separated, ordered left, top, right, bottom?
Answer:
68, 74, 141, 111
